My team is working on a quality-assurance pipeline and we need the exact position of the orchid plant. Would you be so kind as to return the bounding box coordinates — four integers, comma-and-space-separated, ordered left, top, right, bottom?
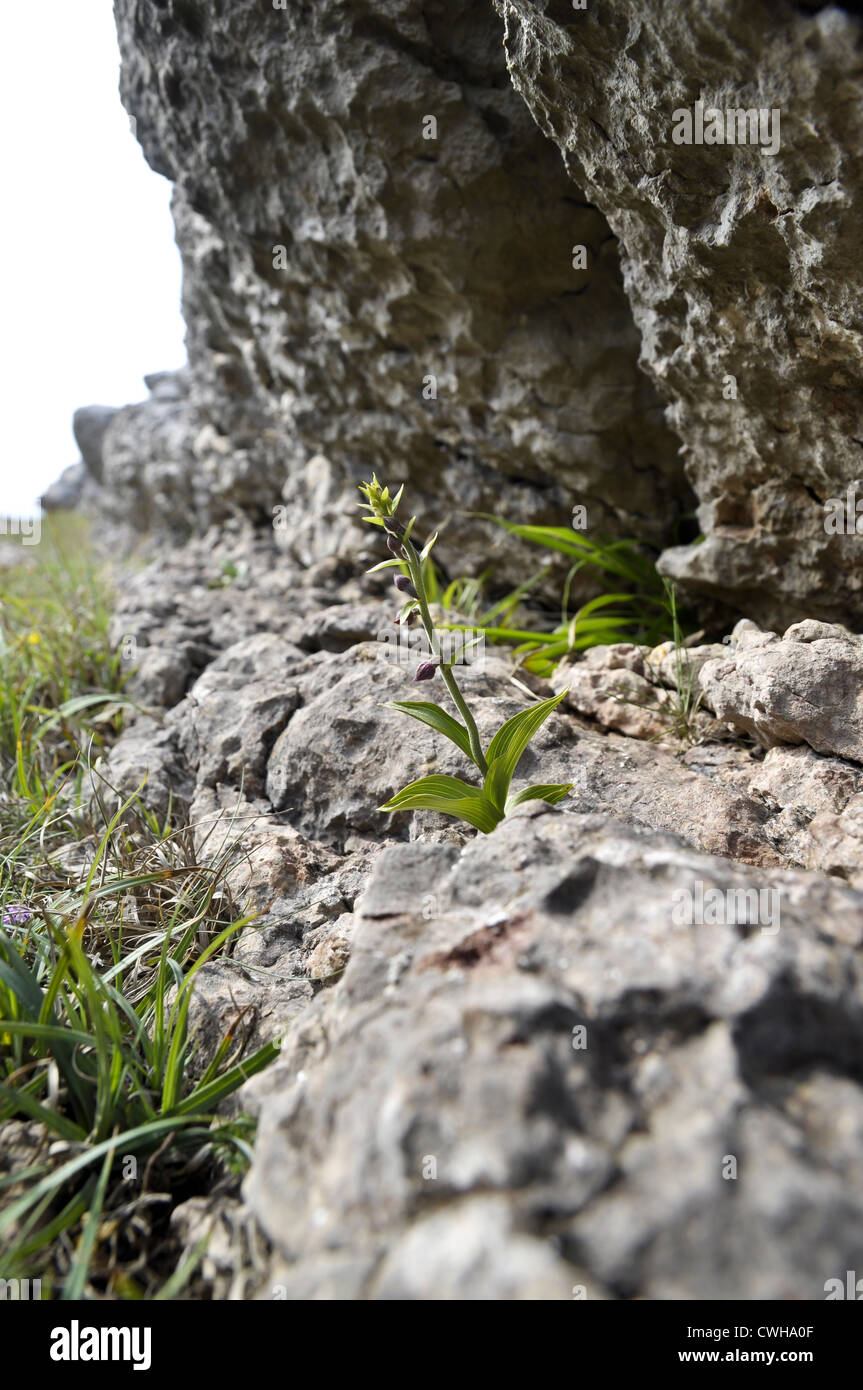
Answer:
359, 476, 573, 833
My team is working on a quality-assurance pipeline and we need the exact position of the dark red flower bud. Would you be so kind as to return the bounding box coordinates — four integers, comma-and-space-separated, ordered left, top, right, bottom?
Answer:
383, 515, 406, 538
394, 575, 414, 594
414, 660, 438, 682
386, 534, 403, 555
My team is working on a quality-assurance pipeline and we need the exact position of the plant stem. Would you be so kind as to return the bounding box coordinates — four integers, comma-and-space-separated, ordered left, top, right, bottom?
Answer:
403, 538, 488, 775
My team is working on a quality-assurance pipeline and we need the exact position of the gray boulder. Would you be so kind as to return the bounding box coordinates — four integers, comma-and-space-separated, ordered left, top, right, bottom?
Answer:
39, 462, 87, 511
72, 404, 117, 482
700, 620, 863, 762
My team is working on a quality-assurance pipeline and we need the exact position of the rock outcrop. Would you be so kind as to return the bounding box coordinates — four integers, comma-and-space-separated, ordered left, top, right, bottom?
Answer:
97, 528, 863, 1298
103, 0, 692, 590
64, 0, 863, 626
50, 0, 863, 1299
242, 809, 863, 1300
496, 0, 863, 626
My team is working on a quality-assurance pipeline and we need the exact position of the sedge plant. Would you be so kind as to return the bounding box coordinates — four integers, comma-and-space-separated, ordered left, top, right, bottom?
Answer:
446, 516, 674, 677
0, 778, 280, 1295
0, 516, 279, 1295
358, 477, 573, 833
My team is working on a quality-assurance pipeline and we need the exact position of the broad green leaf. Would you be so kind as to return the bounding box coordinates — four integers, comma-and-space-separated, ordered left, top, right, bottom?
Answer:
384, 701, 474, 763
506, 782, 574, 813
0, 932, 45, 1016
485, 689, 569, 791
35, 692, 143, 745
476, 515, 658, 585
483, 757, 513, 814
380, 775, 503, 834
0, 932, 93, 1124
47, 692, 142, 721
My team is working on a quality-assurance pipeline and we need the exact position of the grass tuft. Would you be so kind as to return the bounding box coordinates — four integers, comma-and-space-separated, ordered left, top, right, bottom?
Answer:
432, 515, 688, 677
0, 517, 276, 1297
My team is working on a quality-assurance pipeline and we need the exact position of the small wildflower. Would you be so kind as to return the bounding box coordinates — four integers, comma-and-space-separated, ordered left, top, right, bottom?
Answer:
2, 904, 32, 927
360, 477, 573, 833
26, 632, 41, 645
357, 474, 404, 521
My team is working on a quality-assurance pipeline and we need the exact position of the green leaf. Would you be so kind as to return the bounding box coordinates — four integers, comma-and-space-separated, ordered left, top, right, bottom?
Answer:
62, 1143, 116, 1300
420, 531, 438, 561
506, 782, 574, 813
484, 689, 570, 796
380, 775, 503, 834
0, 1081, 86, 1143
51, 692, 143, 720
483, 757, 513, 814
439, 634, 484, 670
384, 701, 474, 763
366, 558, 403, 574
0, 1116, 208, 1238
171, 1040, 282, 1116
479, 568, 547, 625
475, 515, 660, 587
421, 555, 441, 605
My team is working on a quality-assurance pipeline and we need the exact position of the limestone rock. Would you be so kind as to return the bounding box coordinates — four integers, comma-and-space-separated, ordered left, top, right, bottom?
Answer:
39, 463, 88, 512
496, 0, 863, 626
241, 807, 863, 1299
97, 532, 863, 1299
72, 404, 117, 483
700, 620, 863, 762
103, 0, 689, 596
554, 644, 672, 741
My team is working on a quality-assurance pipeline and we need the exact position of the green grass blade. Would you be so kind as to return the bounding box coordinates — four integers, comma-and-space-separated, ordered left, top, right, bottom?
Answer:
62, 1142, 116, 1300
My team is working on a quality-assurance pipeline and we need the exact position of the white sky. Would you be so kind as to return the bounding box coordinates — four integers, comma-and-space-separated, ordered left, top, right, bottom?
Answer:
1, 2, 186, 516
